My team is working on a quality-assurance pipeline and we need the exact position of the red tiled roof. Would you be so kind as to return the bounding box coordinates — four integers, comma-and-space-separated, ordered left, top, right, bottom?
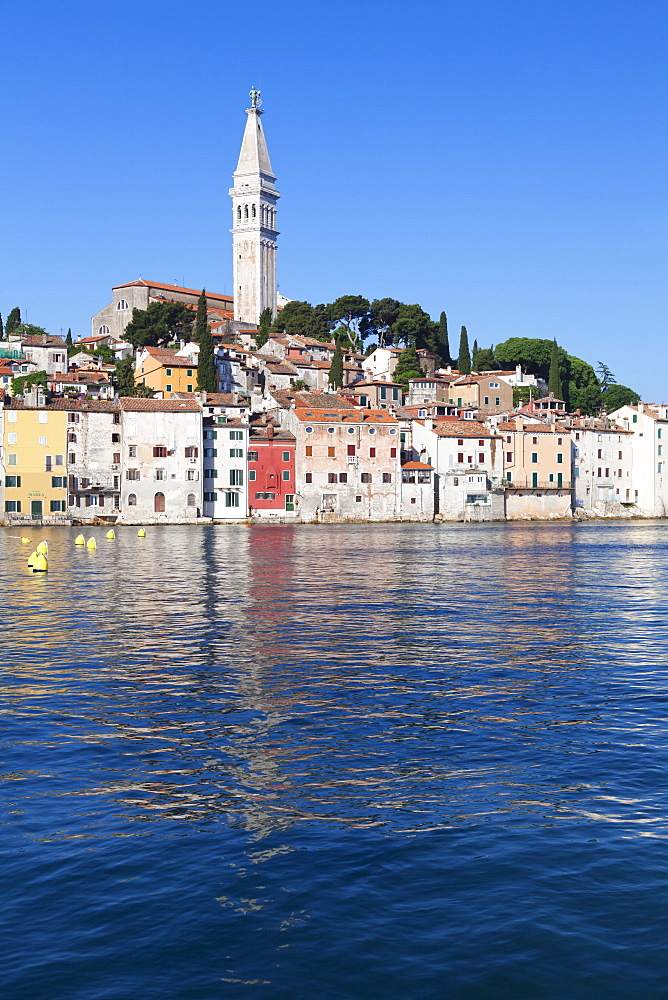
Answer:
293, 407, 398, 425
114, 279, 233, 303
119, 398, 201, 412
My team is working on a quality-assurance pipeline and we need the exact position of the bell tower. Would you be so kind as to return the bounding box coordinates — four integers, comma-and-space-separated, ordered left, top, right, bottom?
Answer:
230, 87, 280, 324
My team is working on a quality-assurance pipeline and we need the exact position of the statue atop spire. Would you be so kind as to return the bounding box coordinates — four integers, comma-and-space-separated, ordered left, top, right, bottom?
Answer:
248, 86, 262, 111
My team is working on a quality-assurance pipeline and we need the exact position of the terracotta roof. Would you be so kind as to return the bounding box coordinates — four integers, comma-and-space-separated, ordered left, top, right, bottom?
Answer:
6, 398, 119, 412
293, 407, 398, 425
119, 398, 201, 412
114, 279, 233, 303
402, 461, 434, 470
21, 335, 67, 348
269, 390, 356, 410
427, 419, 500, 438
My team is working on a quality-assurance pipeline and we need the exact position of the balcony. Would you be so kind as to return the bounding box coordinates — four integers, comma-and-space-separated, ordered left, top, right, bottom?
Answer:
346, 455, 358, 465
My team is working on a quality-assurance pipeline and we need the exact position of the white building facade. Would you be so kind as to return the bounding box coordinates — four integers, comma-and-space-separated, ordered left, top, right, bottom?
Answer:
610, 403, 668, 516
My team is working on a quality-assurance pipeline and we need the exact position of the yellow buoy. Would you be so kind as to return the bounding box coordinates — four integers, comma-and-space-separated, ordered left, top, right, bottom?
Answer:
106, 529, 115, 539
36, 540, 48, 555
74, 534, 85, 545
137, 528, 146, 537
86, 537, 97, 550
32, 553, 48, 573
21, 537, 31, 544
27, 550, 38, 568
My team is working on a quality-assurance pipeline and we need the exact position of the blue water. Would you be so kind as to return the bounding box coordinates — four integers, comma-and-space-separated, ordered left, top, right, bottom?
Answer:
3, 521, 668, 998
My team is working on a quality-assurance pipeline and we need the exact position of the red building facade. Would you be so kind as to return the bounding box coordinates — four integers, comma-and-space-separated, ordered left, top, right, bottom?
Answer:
248, 420, 297, 516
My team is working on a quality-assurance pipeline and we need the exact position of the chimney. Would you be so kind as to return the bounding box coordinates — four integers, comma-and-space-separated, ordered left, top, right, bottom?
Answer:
267, 422, 274, 438
424, 417, 434, 431
42, 334, 47, 344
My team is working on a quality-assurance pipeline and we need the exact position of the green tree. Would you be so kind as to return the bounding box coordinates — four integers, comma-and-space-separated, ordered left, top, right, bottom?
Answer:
5, 307, 21, 337
458, 326, 471, 375
328, 343, 344, 389
13, 324, 49, 339
513, 385, 540, 407
568, 384, 601, 415
94, 344, 115, 364
256, 306, 272, 349
271, 300, 331, 340
548, 339, 562, 398
473, 346, 497, 371
196, 302, 218, 392
393, 342, 423, 390
11, 370, 48, 395
0, 314, 3, 339
596, 362, 616, 390
392, 303, 436, 352
66, 328, 73, 349
370, 298, 401, 347
601, 384, 640, 412
114, 357, 155, 397
436, 311, 451, 365
193, 289, 208, 344
472, 339, 478, 363
327, 295, 371, 350
123, 301, 194, 349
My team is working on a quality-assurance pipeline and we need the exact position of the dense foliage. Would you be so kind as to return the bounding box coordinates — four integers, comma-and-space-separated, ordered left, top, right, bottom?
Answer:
328, 343, 344, 388
124, 302, 194, 349
195, 291, 217, 393
393, 343, 424, 389
11, 370, 47, 396
114, 357, 154, 397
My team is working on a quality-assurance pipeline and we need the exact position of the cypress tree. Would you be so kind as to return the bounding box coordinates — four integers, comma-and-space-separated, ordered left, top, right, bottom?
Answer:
0, 314, 3, 339
66, 328, 73, 349
196, 290, 217, 392
548, 338, 562, 398
472, 339, 478, 363
393, 341, 424, 389
437, 311, 451, 365
328, 343, 344, 389
458, 325, 471, 375
256, 307, 272, 350
6, 307, 21, 337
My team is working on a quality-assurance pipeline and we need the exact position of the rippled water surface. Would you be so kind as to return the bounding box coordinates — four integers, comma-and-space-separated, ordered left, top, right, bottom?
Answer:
3, 521, 668, 998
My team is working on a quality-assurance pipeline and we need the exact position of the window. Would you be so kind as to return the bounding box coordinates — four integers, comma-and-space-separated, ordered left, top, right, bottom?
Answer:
282, 470, 290, 480
495, 398, 500, 406
390, 448, 397, 458
247, 450, 258, 461
633, 415, 637, 423
127, 493, 137, 506
187, 369, 193, 378
225, 492, 240, 508
165, 385, 172, 393
155, 469, 166, 481
38, 437, 47, 446
506, 452, 512, 463
327, 427, 335, 434
328, 447, 335, 458
5, 476, 21, 487
68, 412, 80, 423
7, 454, 16, 466
458, 439, 464, 447
598, 468, 602, 478
186, 469, 198, 481
229, 470, 243, 486
7, 433, 17, 445
204, 469, 217, 479
51, 476, 65, 488
187, 385, 193, 393
380, 386, 387, 400
184, 446, 198, 458
282, 451, 290, 462
5, 501, 21, 512
230, 430, 243, 440
230, 448, 243, 458
361, 473, 372, 483
38, 411, 48, 424
598, 449, 602, 459
204, 492, 218, 502
68, 431, 77, 444
128, 445, 137, 457
305, 426, 313, 433
112, 452, 121, 464
165, 368, 172, 377
659, 429, 663, 439
153, 446, 167, 458
557, 453, 563, 464
7, 412, 16, 424
249, 470, 256, 481
368, 428, 376, 435
605, 468, 610, 478
531, 452, 538, 463
328, 473, 337, 484
370, 447, 376, 458
382, 473, 392, 483
347, 444, 356, 456
532, 472, 538, 488
126, 469, 140, 481
305, 445, 313, 457
154, 492, 165, 512
98, 325, 110, 336
339, 472, 347, 483
305, 472, 312, 483
532, 437, 538, 445
558, 438, 563, 446
356, 495, 362, 502
50, 500, 65, 512
457, 453, 464, 463
484, 396, 489, 405
204, 447, 217, 458
69, 453, 76, 464
659, 446, 663, 456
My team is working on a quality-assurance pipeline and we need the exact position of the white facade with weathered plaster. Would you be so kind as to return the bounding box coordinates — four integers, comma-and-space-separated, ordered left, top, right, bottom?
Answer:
610, 404, 668, 516
571, 422, 634, 513
66, 404, 122, 520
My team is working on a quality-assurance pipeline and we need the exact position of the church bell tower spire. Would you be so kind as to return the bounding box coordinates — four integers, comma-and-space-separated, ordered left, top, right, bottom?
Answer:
229, 87, 280, 324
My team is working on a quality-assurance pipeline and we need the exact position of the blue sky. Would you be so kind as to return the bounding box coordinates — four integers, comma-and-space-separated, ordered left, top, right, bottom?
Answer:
1, 0, 667, 398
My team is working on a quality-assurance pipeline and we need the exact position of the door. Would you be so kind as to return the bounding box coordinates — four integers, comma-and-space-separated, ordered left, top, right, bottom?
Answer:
285, 495, 295, 512
31, 500, 43, 519
557, 472, 563, 488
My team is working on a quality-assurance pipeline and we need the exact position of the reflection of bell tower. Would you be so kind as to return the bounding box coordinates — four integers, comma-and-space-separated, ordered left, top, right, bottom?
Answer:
229, 87, 280, 324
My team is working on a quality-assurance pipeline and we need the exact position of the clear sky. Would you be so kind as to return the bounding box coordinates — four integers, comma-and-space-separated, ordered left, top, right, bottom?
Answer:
2, 0, 667, 398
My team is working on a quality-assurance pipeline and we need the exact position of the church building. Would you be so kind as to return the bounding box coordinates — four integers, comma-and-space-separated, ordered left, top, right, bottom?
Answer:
91, 88, 283, 337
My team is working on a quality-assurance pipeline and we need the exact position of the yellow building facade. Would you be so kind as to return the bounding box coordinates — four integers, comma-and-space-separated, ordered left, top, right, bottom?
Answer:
135, 347, 197, 396
4, 402, 67, 519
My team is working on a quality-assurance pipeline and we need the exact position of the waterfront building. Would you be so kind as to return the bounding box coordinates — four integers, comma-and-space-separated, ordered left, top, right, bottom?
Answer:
284, 406, 401, 522
230, 87, 279, 324
3, 390, 67, 522
247, 417, 297, 518
410, 418, 505, 521
609, 403, 668, 516
202, 402, 248, 520
569, 416, 634, 513
498, 417, 573, 518
400, 461, 435, 520
65, 400, 122, 519
119, 398, 202, 522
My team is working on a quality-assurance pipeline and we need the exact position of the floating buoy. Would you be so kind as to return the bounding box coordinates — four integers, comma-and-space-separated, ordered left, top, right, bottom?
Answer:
21, 537, 31, 544
27, 550, 38, 568
32, 553, 48, 573
106, 529, 115, 540
86, 537, 97, 550
36, 540, 48, 555
74, 534, 85, 546
137, 528, 146, 538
